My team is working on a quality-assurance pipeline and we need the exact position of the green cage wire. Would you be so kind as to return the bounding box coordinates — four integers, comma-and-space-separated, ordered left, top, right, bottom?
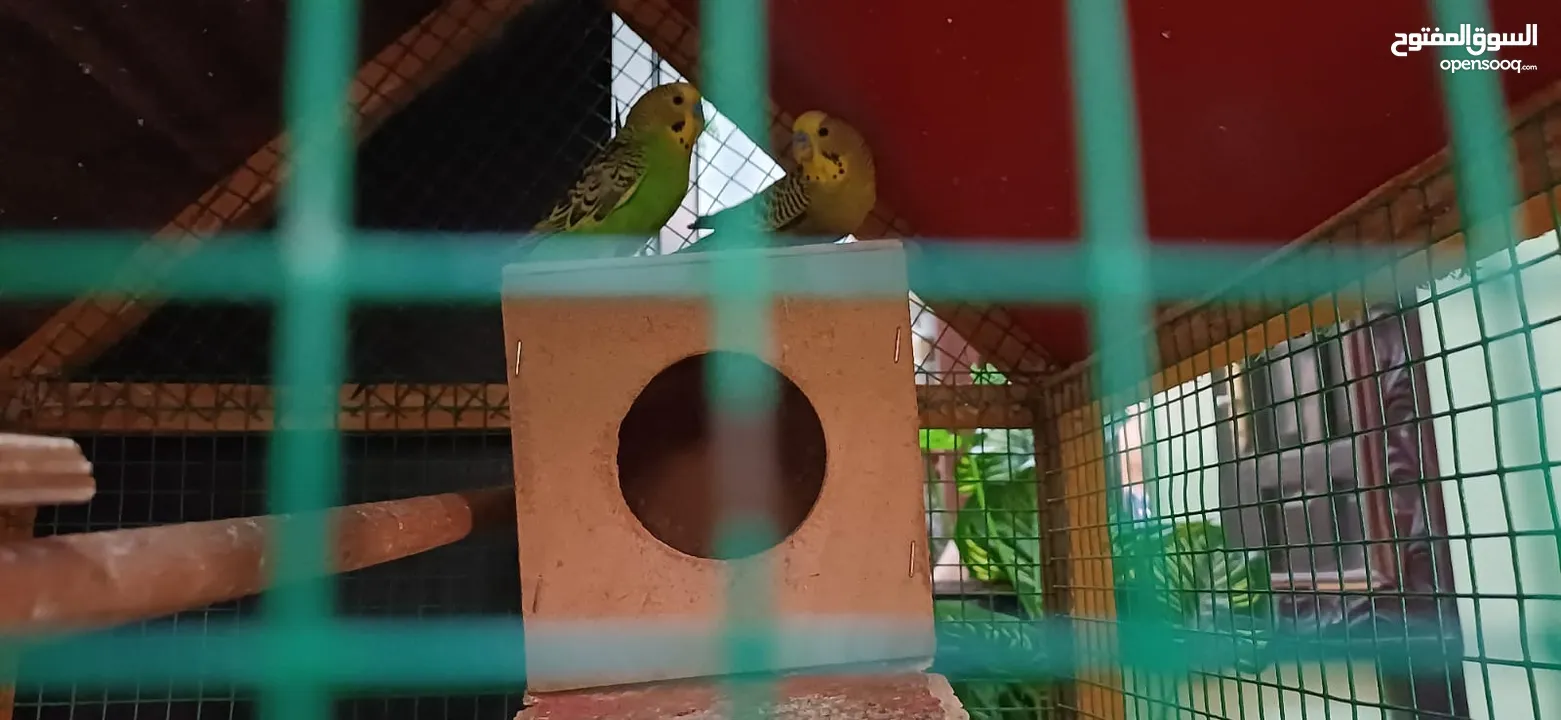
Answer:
1, 0, 1559, 719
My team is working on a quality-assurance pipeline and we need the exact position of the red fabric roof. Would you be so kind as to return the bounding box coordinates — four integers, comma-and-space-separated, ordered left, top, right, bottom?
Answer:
676, 0, 1561, 365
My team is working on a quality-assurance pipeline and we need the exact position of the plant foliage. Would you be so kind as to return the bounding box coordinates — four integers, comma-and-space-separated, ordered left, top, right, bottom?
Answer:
1110, 515, 1275, 675
924, 365, 1050, 719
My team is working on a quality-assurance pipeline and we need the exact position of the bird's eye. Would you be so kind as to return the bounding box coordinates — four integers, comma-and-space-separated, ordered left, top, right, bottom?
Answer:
817, 126, 831, 137
673, 95, 685, 105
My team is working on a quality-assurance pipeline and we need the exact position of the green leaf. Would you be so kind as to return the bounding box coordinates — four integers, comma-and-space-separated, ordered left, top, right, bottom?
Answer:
952, 455, 985, 495
929, 367, 1049, 716
934, 600, 1050, 719
1107, 517, 1277, 674
967, 429, 1036, 486
971, 363, 1010, 386
920, 428, 963, 453
953, 476, 1043, 617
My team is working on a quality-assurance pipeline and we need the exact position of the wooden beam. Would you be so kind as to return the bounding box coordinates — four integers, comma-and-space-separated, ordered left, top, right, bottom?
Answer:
16, 382, 509, 434
11, 382, 1036, 433
918, 383, 1037, 429
1054, 399, 1125, 720
0, 0, 538, 415
608, 0, 1060, 381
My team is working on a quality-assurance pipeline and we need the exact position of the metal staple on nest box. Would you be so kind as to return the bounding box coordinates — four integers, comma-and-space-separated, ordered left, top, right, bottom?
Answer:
0, 432, 96, 507
514, 339, 524, 377
894, 326, 902, 363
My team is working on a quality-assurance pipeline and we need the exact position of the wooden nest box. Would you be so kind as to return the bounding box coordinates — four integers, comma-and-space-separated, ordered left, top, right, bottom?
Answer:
501, 240, 934, 692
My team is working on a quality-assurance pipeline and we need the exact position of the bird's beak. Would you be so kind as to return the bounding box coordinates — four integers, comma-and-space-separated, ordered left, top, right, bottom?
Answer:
792, 130, 815, 163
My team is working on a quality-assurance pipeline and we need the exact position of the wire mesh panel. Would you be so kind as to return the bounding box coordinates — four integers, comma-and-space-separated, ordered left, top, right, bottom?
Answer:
911, 356, 1061, 715
4, 1, 606, 719
1032, 79, 1561, 720
14, 433, 521, 720
18, 436, 267, 720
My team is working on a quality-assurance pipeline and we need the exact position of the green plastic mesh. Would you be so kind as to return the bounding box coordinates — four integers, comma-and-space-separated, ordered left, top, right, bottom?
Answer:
2, 0, 1559, 719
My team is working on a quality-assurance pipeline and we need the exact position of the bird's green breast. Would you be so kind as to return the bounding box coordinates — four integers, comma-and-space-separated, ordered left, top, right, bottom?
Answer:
595, 135, 692, 237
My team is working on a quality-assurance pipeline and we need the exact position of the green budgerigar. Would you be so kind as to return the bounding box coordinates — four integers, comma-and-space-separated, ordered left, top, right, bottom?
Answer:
521, 82, 707, 261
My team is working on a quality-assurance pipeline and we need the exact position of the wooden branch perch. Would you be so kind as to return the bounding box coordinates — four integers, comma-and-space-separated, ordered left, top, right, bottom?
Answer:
0, 432, 93, 720
10, 382, 1037, 432
0, 486, 515, 632
0, 0, 539, 414
0, 433, 94, 508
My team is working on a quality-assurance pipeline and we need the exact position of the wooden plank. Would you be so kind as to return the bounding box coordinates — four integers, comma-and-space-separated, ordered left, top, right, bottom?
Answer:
0, 433, 94, 507
0, 0, 539, 414
15, 382, 510, 434
1055, 399, 1125, 720
918, 384, 1037, 429
608, 0, 1060, 381
515, 673, 966, 719
13, 382, 1037, 433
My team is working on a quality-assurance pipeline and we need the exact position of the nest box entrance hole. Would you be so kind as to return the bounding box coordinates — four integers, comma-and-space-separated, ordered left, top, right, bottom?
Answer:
615, 351, 827, 560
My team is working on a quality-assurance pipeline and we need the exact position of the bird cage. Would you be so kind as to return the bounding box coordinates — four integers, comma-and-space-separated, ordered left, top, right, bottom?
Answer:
1, 1, 1559, 720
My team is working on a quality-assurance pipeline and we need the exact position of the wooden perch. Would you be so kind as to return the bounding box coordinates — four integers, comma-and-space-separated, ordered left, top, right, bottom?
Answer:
10, 382, 1037, 432
0, 0, 539, 415
0, 486, 515, 632
0, 433, 94, 508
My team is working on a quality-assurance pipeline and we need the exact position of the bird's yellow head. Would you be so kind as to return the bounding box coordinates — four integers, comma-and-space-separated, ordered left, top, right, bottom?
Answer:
789, 111, 873, 185
624, 82, 706, 151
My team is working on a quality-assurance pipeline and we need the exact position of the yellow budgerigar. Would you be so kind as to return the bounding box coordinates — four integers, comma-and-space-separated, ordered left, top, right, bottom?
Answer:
678, 110, 876, 253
